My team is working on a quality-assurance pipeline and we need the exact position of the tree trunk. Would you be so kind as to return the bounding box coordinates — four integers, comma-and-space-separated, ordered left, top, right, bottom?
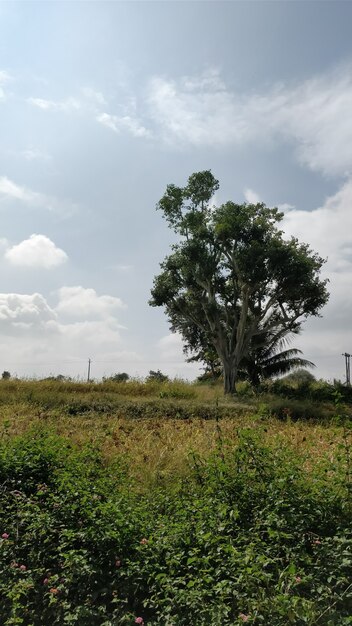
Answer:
223, 361, 237, 394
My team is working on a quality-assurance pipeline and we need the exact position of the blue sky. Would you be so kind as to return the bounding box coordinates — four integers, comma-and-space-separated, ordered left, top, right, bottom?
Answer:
0, 1, 352, 381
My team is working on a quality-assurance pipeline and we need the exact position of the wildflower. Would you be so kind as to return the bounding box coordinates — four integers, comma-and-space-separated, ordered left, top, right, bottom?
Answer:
295, 576, 302, 583
313, 539, 322, 545
115, 559, 121, 567
1, 533, 9, 539
19, 565, 27, 571
140, 538, 148, 545
49, 587, 59, 594
135, 618, 144, 625
239, 614, 249, 622
43, 578, 49, 585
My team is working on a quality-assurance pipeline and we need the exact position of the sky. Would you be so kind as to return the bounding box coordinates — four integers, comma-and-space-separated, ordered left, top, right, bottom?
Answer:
0, 0, 352, 382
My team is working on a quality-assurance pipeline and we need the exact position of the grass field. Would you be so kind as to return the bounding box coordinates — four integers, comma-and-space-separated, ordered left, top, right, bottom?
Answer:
0, 379, 351, 625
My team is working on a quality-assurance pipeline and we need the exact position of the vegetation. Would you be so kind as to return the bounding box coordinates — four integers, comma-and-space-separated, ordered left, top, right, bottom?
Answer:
103, 373, 130, 383
146, 370, 169, 383
150, 171, 328, 394
0, 379, 351, 624
191, 329, 315, 388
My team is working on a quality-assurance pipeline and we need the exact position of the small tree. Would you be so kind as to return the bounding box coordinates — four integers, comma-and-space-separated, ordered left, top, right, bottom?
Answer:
104, 372, 130, 383
1, 371, 10, 380
146, 369, 169, 383
150, 171, 329, 394
282, 369, 316, 384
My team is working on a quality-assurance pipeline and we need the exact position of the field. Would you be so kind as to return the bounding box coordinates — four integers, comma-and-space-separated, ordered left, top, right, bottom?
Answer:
0, 379, 351, 625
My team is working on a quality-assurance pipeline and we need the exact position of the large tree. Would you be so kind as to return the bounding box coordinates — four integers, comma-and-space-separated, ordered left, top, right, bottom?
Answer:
183, 320, 315, 388
150, 171, 329, 394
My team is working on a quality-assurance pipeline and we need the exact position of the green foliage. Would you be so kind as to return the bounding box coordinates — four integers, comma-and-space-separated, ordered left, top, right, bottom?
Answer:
150, 171, 329, 394
146, 370, 169, 383
261, 377, 352, 406
103, 373, 130, 383
282, 369, 317, 384
0, 427, 351, 625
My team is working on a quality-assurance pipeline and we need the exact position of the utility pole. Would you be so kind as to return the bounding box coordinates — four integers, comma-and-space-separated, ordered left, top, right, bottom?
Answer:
342, 352, 351, 386
87, 358, 92, 383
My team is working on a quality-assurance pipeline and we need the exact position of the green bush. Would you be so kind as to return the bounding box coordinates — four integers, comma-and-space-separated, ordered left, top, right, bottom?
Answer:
0, 428, 351, 624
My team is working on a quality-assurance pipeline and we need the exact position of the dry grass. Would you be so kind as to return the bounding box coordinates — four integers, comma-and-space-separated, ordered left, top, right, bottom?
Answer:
0, 410, 346, 488
0, 379, 348, 487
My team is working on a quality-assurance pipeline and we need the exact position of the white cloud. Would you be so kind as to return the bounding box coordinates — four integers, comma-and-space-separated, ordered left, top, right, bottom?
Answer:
109, 263, 133, 272
156, 332, 200, 378
0, 288, 136, 379
97, 112, 119, 132
27, 96, 81, 112
81, 87, 107, 106
148, 65, 352, 176
158, 332, 185, 355
5, 234, 68, 269
148, 72, 243, 146
97, 112, 150, 138
0, 70, 12, 100
56, 286, 125, 318
21, 148, 51, 162
244, 188, 261, 204
283, 178, 352, 272
0, 177, 41, 203
280, 178, 352, 379
0, 293, 56, 334
278, 202, 295, 211
0, 176, 77, 214
0, 70, 11, 85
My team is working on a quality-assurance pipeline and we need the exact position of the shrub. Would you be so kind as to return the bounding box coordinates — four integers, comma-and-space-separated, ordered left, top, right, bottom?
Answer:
0, 428, 351, 624
103, 373, 130, 383
146, 370, 169, 383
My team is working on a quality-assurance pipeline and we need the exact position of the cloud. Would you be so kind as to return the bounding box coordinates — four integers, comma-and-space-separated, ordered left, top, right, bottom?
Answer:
96, 112, 150, 138
280, 178, 352, 378
81, 87, 107, 106
148, 71, 242, 147
244, 188, 261, 204
0, 176, 77, 214
27, 96, 81, 112
109, 263, 133, 272
278, 203, 295, 211
0, 177, 41, 203
0, 70, 12, 100
157, 333, 200, 378
27, 85, 151, 139
5, 234, 68, 268
21, 148, 51, 162
148, 65, 352, 176
56, 286, 125, 318
0, 70, 11, 84
0, 288, 135, 379
283, 178, 352, 272
0, 293, 56, 334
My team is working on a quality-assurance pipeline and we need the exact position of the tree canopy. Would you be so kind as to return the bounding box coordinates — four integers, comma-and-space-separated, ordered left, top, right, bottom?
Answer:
150, 171, 329, 394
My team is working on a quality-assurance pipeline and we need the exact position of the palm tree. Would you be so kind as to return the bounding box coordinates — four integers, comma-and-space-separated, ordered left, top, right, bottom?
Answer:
238, 320, 315, 387
186, 320, 315, 387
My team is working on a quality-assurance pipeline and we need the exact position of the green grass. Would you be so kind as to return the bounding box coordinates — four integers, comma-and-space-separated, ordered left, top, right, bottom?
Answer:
0, 380, 351, 624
